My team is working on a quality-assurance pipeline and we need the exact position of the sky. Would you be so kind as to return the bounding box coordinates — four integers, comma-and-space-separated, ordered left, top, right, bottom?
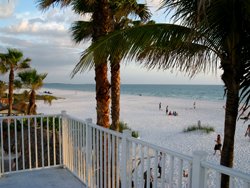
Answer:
0, 0, 224, 85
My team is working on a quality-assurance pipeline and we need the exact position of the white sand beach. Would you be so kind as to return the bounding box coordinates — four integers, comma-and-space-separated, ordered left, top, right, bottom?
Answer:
37, 88, 250, 174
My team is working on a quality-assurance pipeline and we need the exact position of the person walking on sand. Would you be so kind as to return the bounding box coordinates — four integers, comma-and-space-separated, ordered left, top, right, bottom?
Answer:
245, 124, 250, 138
193, 101, 196, 109
158, 152, 162, 178
214, 134, 222, 155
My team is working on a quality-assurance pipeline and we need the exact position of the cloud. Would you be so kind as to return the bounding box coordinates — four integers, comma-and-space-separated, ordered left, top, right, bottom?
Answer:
0, 0, 17, 18
0, 5, 93, 83
146, 0, 162, 10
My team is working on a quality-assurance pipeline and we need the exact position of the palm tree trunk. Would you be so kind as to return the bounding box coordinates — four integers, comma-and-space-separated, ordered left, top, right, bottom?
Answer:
110, 55, 121, 188
110, 56, 121, 131
95, 61, 110, 128
93, 1, 112, 186
8, 66, 14, 116
28, 90, 36, 115
92, 0, 111, 128
220, 59, 239, 188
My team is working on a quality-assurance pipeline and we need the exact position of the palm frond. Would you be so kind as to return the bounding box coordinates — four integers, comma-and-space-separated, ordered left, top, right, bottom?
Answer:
36, 0, 71, 10
77, 24, 219, 77
71, 0, 95, 14
70, 21, 93, 43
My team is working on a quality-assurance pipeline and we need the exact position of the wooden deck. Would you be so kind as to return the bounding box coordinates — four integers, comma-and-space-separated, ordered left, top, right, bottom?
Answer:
0, 167, 86, 188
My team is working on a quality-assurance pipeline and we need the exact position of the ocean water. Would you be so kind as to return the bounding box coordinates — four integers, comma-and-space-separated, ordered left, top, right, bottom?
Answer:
43, 83, 225, 102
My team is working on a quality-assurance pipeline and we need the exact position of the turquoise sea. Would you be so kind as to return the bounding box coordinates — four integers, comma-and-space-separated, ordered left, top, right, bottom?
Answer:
43, 83, 225, 102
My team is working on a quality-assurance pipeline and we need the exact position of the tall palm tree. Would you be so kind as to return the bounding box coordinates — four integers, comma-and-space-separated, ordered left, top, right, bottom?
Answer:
37, 0, 112, 128
109, 3, 151, 131
17, 69, 47, 115
76, 1, 250, 187
71, 0, 151, 130
0, 48, 31, 116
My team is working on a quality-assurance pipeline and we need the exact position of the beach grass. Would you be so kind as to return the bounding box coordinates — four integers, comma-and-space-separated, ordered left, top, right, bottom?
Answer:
118, 121, 139, 138
183, 124, 214, 134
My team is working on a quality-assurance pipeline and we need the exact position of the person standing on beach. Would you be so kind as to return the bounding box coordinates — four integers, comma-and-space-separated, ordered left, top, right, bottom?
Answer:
193, 102, 196, 109
158, 152, 162, 178
159, 102, 161, 110
214, 134, 222, 155
166, 106, 168, 115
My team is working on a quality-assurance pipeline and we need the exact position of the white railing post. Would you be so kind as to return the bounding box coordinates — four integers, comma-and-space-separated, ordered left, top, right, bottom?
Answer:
61, 110, 67, 167
85, 118, 93, 187
121, 130, 131, 188
191, 151, 208, 188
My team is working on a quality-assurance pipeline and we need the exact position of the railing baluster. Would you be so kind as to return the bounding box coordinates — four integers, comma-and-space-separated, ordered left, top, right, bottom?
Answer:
169, 155, 174, 187
53, 117, 56, 166
47, 117, 50, 167
21, 119, 25, 170
116, 136, 120, 188
59, 116, 62, 165
14, 119, 18, 171
41, 117, 44, 168
96, 128, 100, 188
127, 141, 132, 188
178, 158, 183, 188
111, 134, 115, 188
100, 130, 103, 188
161, 153, 166, 188
108, 133, 111, 188
140, 145, 144, 188
104, 132, 107, 188
28, 118, 31, 169
7, 120, 11, 172
133, 143, 138, 188
34, 117, 38, 168
203, 168, 208, 188
146, 147, 150, 188
77, 120, 79, 173
153, 150, 158, 188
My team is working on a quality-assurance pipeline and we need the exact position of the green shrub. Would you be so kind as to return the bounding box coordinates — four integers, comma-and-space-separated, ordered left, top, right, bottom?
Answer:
117, 121, 139, 138
183, 124, 214, 134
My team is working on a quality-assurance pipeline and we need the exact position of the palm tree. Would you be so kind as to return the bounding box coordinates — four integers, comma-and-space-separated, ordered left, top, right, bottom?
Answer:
71, 0, 151, 131
17, 69, 47, 115
76, 1, 250, 187
0, 48, 31, 115
109, 3, 151, 131
70, 2, 151, 186
37, 0, 112, 128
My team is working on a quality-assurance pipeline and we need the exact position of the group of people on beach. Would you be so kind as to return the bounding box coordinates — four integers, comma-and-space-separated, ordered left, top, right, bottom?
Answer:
159, 103, 178, 116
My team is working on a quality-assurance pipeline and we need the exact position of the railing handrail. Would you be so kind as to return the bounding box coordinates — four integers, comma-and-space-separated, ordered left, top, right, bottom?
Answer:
128, 136, 193, 162
65, 114, 123, 138
0, 113, 61, 120
202, 160, 250, 182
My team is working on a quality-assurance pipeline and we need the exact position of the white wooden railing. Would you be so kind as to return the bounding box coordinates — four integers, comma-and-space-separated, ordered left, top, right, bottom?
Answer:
0, 111, 250, 188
